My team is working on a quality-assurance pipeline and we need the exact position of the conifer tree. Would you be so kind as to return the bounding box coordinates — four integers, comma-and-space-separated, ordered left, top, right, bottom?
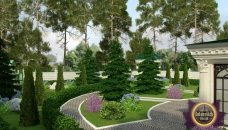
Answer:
165, 62, 171, 81
173, 63, 180, 84
35, 66, 44, 106
20, 66, 39, 126
182, 63, 189, 87
101, 40, 130, 101
55, 65, 64, 92
0, 38, 18, 98
136, 40, 163, 94
79, 64, 87, 85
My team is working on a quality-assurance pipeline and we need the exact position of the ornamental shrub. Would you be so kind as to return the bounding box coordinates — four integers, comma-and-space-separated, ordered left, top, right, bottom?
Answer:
0, 117, 11, 130
173, 63, 180, 84
100, 101, 125, 120
53, 115, 81, 130
86, 94, 102, 112
167, 85, 183, 99
20, 66, 39, 126
182, 63, 189, 87
120, 93, 141, 112
35, 66, 45, 106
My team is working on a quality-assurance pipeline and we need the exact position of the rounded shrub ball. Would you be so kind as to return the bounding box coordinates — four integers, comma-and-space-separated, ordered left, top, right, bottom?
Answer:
100, 101, 125, 120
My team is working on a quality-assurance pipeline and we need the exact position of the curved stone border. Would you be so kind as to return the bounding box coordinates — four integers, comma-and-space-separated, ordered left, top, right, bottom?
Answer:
60, 92, 199, 130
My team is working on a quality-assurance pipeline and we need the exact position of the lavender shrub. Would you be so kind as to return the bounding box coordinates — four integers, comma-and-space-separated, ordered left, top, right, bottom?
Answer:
86, 94, 102, 112
167, 85, 183, 99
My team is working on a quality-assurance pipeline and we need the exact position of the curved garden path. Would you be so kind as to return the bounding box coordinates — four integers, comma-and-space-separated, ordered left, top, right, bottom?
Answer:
60, 92, 198, 130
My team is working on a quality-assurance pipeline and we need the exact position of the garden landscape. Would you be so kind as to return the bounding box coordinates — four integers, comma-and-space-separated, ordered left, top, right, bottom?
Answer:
0, 0, 228, 130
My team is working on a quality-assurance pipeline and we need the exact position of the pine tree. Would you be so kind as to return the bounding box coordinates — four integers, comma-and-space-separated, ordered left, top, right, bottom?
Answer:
55, 65, 64, 92
82, 49, 100, 84
79, 64, 87, 85
101, 40, 130, 101
182, 63, 189, 87
76, 49, 100, 85
20, 66, 39, 126
0, 38, 19, 98
165, 62, 171, 81
136, 40, 163, 94
173, 63, 180, 84
35, 66, 44, 106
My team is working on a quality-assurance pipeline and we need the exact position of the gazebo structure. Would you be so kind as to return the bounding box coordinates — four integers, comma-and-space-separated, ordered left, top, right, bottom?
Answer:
186, 39, 228, 126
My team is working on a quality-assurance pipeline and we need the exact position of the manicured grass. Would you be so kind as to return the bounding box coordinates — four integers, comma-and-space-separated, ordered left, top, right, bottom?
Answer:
184, 85, 198, 91
138, 90, 197, 99
81, 101, 160, 127
2, 107, 45, 130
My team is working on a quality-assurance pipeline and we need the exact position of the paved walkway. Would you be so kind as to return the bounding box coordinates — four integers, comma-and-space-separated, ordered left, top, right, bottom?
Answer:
60, 92, 197, 130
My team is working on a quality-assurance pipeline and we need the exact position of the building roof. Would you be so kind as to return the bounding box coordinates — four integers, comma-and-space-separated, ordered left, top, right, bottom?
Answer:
186, 39, 228, 46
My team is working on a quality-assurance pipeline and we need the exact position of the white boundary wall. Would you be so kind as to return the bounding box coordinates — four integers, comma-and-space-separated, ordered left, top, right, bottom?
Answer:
35, 71, 199, 81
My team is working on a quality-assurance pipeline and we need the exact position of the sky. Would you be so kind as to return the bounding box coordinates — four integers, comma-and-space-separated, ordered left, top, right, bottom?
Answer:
43, 0, 228, 62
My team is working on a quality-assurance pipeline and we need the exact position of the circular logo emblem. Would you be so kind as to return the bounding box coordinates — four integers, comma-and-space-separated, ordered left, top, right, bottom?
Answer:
191, 102, 217, 127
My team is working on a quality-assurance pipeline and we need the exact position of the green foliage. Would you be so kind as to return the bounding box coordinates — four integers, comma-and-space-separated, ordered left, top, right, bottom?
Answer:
182, 64, 189, 87
194, 86, 199, 97
78, 49, 100, 85
100, 101, 125, 120
189, 79, 199, 86
217, 21, 228, 40
0, 104, 10, 116
120, 94, 141, 112
42, 83, 100, 130
92, 0, 131, 40
20, 66, 39, 126
0, 39, 19, 98
173, 63, 180, 84
136, 41, 163, 94
78, 64, 87, 85
35, 66, 45, 106
165, 62, 171, 81
126, 32, 148, 70
177, 51, 197, 71
55, 65, 64, 92
11, 19, 51, 67
53, 115, 81, 130
101, 40, 130, 101
0, 117, 12, 130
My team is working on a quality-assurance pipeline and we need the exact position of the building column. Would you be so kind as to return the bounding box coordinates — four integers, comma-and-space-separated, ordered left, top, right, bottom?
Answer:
197, 59, 213, 103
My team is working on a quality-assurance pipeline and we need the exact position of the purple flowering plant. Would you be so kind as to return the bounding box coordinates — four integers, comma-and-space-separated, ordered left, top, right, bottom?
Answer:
86, 94, 102, 112
167, 85, 183, 99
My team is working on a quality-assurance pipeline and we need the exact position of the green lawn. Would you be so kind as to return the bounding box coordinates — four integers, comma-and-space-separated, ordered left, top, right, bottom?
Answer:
184, 85, 198, 91
81, 101, 160, 127
2, 108, 45, 130
138, 90, 197, 99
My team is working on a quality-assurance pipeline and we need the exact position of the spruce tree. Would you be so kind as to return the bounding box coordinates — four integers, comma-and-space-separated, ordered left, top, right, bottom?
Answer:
182, 63, 189, 87
101, 40, 130, 101
136, 40, 163, 94
79, 64, 87, 85
173, 63, 180, 84
55, 65, 64, 92
35, 66, 44, 106
165, 62, 171, 81
76, 49, 100, 85
20, 66, 39, 126
0, 38, 19, 98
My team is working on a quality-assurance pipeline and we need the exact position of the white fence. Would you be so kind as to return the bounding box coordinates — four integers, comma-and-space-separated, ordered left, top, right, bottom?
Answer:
36, 71, 199, 81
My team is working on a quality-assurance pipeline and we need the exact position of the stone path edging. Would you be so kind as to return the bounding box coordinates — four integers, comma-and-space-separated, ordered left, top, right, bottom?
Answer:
60, 92, 199, 130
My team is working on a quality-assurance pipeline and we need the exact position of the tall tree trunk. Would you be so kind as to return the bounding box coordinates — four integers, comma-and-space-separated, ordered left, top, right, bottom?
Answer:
194, 0, 197, 43
153, 28, 156, 51
174, 37, 178, 63
63, 28, 67, 68
110, 0, 114, 41
84, 25, 89, 48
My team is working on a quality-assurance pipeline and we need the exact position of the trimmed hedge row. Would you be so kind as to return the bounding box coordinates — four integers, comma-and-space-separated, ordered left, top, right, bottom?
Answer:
42, 83, 100, 130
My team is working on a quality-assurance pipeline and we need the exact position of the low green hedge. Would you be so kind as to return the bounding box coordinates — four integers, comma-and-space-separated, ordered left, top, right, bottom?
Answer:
42, 83, 100, 130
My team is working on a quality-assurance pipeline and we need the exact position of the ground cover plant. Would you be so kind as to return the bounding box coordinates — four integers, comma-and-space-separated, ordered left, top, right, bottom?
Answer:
81, 100, 159, 127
